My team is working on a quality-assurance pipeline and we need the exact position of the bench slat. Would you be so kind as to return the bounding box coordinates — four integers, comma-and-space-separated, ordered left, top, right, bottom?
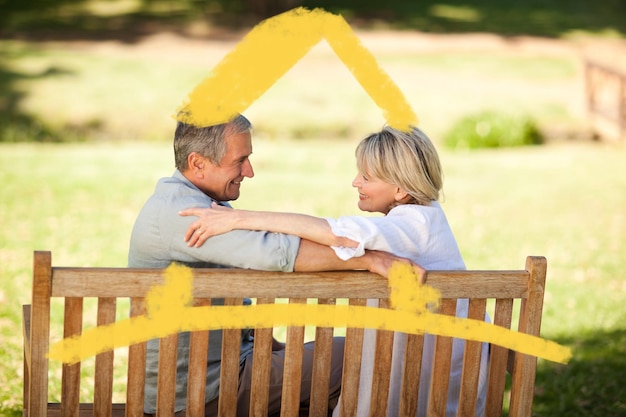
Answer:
398, 333, 424, 416
427, 299, 457, 416
369, 299, 394, 417
156, 333, 178, 417
337, 298, 366, 416
61, 297, 83, 417
249, 298, 274, 417
94, 297, 116, 417
218, 298, 243, 417
187, 298, 211, 417
308, 298, 335, 417
50, 268, 530, 299
485, 298, 514, 417
281, 298, 307, 417
458, 298, 487, 416
127, 298, 147, 417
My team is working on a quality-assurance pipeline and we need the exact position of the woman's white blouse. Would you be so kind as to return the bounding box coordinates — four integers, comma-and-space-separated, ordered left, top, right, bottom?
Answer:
327, 202, 489, 417
326, 202, 466, 270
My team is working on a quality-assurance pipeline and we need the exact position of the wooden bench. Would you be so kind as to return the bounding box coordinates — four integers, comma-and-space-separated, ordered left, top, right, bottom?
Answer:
23, 251, 548, 417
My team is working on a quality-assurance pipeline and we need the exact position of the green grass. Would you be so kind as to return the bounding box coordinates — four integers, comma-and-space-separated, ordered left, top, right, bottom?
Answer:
1, 140, 625, 415
535, 329, 626, 415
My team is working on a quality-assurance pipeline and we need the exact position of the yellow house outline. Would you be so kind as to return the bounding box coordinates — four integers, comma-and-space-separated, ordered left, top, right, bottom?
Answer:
47, 7, 571, 365
175, 7, 418, 130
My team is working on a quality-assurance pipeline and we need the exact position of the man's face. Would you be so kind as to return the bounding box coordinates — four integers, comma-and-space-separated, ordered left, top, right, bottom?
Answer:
198, 131, 254, 201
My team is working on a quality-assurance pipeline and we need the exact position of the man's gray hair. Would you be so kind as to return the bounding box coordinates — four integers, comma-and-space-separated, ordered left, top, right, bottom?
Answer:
174, 114, 252, 171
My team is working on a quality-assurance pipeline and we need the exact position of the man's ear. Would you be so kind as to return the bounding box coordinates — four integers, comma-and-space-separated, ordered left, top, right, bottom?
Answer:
188, 152, 206, 177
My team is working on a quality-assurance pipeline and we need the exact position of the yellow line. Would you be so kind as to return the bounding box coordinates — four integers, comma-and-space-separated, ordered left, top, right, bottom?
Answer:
48, 263, 571, 365
175, 7, 418, 130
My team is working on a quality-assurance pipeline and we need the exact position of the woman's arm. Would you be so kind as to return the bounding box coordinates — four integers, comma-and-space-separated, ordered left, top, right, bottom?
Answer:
179, 203, 358, 249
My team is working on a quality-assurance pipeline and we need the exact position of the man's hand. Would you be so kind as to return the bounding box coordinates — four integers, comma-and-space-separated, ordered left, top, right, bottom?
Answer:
362, 250, 426, 281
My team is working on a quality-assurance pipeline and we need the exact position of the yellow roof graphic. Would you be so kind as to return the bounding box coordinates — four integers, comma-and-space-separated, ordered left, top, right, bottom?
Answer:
176, 7, 418, 130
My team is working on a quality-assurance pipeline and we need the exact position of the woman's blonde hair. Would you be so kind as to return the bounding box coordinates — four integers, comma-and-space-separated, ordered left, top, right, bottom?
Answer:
355, 125, 443, 206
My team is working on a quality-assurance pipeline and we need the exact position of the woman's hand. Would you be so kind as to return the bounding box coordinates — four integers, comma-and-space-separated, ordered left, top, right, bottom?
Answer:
363, 250, 426, 282
179, 203, 237, 247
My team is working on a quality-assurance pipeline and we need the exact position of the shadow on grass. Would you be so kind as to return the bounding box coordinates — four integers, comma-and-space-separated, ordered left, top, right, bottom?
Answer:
0, 47, 68, 142
533, 328, 626, 416
0, 46, 106, 142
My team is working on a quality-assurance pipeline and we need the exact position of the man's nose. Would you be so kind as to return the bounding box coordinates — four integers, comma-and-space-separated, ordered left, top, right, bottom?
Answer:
243, 159, 254, 178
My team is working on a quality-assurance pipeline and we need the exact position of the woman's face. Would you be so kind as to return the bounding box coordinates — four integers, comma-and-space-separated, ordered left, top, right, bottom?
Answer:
351, 171, 401, 214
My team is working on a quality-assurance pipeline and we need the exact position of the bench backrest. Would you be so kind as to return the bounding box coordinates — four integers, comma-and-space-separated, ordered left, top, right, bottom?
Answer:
24, 251, 547, 417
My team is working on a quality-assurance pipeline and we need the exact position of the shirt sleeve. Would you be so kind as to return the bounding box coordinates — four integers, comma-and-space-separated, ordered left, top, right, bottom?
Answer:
325, 208, 430, 261
164, 201, 301, 271
128, 180, 301, 271
170, 227, 301, 271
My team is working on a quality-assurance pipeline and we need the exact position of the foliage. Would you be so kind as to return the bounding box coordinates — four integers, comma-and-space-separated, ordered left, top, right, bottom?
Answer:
443, 111, 544, 149
1, 0, 624, 39
304, 0, 626, 37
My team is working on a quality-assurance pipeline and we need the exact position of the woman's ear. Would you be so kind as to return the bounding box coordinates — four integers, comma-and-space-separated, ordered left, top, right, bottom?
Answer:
395, 188, 410, 203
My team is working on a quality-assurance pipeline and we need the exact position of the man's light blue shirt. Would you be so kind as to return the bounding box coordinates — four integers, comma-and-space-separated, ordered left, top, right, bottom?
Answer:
128, 170, 301, 413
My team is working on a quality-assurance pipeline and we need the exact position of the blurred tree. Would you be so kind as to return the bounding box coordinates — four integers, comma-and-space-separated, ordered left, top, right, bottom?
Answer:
245, 0, 304, 18
0, 0, 85, 22
1, 0, 623, 38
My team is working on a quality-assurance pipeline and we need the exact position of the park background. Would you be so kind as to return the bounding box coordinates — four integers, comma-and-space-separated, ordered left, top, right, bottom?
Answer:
1, 0, 625, 415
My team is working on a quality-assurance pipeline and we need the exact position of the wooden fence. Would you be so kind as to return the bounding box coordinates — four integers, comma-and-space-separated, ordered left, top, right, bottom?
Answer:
585, 59, 626, 141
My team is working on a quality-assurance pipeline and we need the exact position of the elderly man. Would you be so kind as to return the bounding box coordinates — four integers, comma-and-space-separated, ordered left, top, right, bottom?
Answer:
128, 114, 411, 416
